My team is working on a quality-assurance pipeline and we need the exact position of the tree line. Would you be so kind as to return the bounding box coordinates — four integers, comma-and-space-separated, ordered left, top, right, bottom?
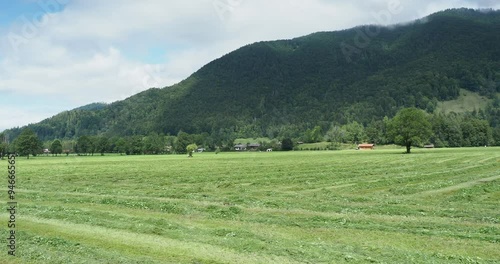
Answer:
321, 110, 498, 149
0, 129, 291, 159
2, 107, 498, 159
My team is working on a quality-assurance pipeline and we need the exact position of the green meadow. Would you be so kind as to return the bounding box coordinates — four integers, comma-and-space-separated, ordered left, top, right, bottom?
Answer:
1, 148, 499, 263
435, 89, 495, 114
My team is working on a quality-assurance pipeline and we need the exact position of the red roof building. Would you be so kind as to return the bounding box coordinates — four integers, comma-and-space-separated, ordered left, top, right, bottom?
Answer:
358, 144, 374, 150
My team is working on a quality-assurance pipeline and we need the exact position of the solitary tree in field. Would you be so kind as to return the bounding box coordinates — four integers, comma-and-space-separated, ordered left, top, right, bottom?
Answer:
14, 128, 42, 159
50, 139, 63, 156
186, 144, 197, 157
388, 108, 432, 154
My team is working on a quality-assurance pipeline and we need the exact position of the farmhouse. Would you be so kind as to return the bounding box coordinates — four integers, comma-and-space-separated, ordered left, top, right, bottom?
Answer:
234, 143, 261, 151
247, 143, 261, 151
234, 144, 247, 151
358, 144, 374, 150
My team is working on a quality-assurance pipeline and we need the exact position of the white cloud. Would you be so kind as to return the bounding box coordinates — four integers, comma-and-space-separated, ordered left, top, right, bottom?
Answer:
0, 0, 498, 131
0, 103, 65, 132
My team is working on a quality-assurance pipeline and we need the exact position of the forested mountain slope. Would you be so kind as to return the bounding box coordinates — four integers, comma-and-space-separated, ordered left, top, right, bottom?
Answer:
4, 8, 500, 141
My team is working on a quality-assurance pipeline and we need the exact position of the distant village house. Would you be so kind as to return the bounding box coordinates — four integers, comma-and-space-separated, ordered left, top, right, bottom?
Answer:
234, 143, 261, 151
247, 143, 261, 151
234, 144, 247, 151
357, 144, 374, 150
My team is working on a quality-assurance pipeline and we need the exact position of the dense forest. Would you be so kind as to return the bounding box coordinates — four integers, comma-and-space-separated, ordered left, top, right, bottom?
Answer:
2, 8, 500, 147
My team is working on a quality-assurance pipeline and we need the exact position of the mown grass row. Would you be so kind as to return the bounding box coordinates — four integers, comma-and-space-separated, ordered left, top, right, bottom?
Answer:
1, 148, 499, 263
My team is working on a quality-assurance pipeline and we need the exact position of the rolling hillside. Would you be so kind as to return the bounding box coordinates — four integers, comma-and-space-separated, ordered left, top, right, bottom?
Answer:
4, 8, 500, 141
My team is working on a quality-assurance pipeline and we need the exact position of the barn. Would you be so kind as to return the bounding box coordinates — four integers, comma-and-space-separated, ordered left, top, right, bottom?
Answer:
358, 144, 374, 150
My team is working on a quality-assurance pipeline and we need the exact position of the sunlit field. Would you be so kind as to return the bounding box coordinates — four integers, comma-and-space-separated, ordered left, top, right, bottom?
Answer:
1, 148, 499, 263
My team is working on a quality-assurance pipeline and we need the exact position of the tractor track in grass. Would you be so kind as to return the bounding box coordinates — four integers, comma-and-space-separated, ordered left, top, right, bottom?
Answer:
17, 188, 224, 207
416, 175, 500, 196
6, 214, 500, 262
16, 216, 302, 264
18, 189, 499, 231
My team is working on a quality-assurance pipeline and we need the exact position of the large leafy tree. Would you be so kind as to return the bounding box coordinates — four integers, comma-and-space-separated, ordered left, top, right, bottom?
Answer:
175, 131, 192, 154
95, 136, 110, 156
388, 108, 432, 153
128, 136, 144, 155
76, 135, 92, 155
14, 128, 42, 159
115, 138, 129, 155
186, 143, 197, 157
50, 139, 63, 156
143, 133, 163, 154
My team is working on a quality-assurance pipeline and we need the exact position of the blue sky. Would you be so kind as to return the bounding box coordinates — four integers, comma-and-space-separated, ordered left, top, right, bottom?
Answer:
0, 1, 42, 24
1, 0, 499, 132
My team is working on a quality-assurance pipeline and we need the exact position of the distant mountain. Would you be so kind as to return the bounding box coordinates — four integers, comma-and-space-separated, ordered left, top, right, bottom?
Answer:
4, 8, 500, 141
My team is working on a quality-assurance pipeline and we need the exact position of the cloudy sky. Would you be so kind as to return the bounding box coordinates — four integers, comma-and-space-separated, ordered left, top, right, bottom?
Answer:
1, 0, 499, 131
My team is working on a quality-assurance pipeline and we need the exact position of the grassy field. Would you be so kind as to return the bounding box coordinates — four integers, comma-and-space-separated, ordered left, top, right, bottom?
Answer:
435, 89, 494, 114
1, 148, 499, 263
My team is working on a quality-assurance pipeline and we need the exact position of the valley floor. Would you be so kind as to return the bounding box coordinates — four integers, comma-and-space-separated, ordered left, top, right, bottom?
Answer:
1, 148, 499, 263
